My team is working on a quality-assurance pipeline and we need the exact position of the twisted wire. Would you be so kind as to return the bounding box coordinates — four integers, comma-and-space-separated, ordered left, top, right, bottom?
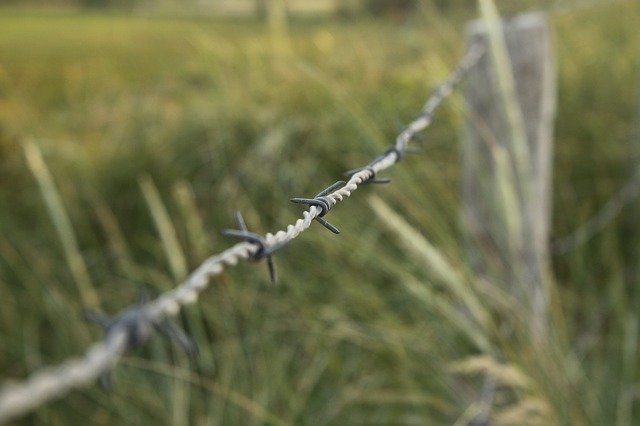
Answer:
0, 44, 484, 425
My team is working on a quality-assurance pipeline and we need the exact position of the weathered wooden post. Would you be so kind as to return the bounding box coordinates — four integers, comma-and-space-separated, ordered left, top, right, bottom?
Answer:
462, 11, 556, 338
267, 0, 291, 55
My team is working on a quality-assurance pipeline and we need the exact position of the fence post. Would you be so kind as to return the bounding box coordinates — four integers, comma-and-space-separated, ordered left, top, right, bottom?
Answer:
462, 12, 556, 338
267, 0, 291, 55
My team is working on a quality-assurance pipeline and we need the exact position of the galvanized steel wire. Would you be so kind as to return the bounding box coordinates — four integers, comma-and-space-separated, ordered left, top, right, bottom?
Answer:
0, 45, 484, 424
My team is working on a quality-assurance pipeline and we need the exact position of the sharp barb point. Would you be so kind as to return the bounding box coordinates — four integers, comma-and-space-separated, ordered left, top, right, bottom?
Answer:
316, 180, 346, 197
315, 217, 340, 234
290, 197, 314, 205
370, 178, 391, 184
223, 210, 285, 284
83, 310, 111, 329
138, 290, 150, 306
99, 370, 113, 390
266, 256, 277, 284
234, 211, 247, 232
155, 321, 199, 358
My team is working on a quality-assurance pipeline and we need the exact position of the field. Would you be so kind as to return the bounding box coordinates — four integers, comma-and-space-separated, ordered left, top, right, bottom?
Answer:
1, 1, 640, 424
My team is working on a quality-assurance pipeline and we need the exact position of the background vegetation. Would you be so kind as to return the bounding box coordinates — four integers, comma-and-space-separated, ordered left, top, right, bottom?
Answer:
1, 0, 639, 424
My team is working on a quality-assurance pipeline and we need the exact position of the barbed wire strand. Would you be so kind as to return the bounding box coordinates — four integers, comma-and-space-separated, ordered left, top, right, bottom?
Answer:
0, 44, 484, 425
552, 169, 640, 255
552, 76, 640, 255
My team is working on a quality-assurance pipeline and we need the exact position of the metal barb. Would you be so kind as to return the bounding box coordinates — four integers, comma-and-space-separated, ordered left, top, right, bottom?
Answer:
84, 291, 196, 388
315, 217, 340, 234
154, 320, 199, 357
290, 181, 345, 234
404, 146, 422, 155
414, 132, 427, 145
222, 211, 285, 284
316, 180, 346, 197
84, 293, 153, 351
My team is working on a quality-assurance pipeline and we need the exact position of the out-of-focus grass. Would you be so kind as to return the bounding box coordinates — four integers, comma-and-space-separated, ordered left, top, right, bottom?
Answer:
0, 1, 639, 424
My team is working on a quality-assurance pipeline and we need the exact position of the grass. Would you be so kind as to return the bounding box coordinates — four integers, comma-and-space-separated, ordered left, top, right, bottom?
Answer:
1, 1, 640, 424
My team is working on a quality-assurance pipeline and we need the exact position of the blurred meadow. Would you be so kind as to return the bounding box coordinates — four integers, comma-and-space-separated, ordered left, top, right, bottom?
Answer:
1, 0, 640, 424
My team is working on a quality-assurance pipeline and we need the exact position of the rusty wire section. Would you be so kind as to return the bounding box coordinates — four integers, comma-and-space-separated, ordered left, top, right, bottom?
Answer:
0, 45, 484, 424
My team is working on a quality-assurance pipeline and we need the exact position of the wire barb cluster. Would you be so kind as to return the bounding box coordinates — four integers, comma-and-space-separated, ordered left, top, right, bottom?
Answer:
291, 180, 346, 234
222, 211, 287, 283
0, 44, 484, 425
84, 292, 198, 388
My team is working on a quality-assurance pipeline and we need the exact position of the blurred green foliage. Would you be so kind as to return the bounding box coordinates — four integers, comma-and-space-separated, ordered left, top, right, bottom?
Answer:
0, 1, 639, 424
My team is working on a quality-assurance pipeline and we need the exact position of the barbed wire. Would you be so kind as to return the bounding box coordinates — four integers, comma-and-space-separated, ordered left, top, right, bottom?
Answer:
552, 78, 640, 255
0, 44, 484, 425
552, 168, 640, 255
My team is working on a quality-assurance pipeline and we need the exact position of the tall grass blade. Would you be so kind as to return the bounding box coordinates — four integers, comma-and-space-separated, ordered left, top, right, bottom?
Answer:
138, 175, 192, 426
139, 175, 217, 392
478, 0, 531, 191
86, 188, 138, 279
617, 313, 638, 426
367, 194, 490, 331
139, 175, 188, 281
23, 140, 99, 308
402, 274, 491, 352
172, 181, 211, 262
492, 143, 524, 259
122, 358, 288, 426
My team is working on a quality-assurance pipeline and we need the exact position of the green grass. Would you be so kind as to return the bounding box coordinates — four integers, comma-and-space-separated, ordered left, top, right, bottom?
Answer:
1, 1, 640, 424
